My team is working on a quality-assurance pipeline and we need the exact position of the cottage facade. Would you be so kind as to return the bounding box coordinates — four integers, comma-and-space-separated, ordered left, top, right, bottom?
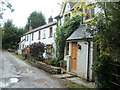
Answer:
55, 1, 101, 81
18, 17, 57, 58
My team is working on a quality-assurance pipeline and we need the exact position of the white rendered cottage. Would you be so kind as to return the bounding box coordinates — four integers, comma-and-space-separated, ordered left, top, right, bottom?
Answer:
55, 1, 102, 81
18, 17, 57, 58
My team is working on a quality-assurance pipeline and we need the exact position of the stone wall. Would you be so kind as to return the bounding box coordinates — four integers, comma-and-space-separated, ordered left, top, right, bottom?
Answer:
27, 60, 61, 74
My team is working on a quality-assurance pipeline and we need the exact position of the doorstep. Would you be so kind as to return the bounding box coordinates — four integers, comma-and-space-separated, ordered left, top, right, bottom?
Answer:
53, 73, 96, 88
53, 73, 75, 79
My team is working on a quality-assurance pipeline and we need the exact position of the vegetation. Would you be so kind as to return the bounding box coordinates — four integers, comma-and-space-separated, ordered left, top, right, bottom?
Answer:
2, 20, 25, 49
44, 58, 56, 66
87, 2, 120, 88
68, 83, 89, 88
29, 42, 45, 61
55, 15, 82, 62
0, 0, 14, 19
25, 11, 46, 30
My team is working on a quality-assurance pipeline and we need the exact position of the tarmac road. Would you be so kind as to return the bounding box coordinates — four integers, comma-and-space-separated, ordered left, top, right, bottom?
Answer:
0, 50, 66, 88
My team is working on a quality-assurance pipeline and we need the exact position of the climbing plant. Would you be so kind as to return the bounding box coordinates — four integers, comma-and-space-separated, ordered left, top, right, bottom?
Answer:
55, 15, 82, 63
87, 2, 120, 88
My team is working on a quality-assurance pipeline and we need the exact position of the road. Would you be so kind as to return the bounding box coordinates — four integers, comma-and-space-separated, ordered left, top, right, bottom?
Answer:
0, 50, 66, 88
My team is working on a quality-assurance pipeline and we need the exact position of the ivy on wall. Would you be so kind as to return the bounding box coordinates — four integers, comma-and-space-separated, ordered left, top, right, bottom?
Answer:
55, 15, 82, 62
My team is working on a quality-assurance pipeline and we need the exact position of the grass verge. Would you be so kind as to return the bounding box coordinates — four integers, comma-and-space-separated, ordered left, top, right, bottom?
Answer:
60, 78, 90, 88
11, 52, 32, 66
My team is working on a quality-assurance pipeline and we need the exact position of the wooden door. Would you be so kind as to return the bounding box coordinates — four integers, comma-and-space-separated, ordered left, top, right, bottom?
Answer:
70, 42, 77, 72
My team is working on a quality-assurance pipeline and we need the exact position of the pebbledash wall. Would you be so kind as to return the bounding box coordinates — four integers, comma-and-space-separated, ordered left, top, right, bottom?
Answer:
18, 17, 57, 58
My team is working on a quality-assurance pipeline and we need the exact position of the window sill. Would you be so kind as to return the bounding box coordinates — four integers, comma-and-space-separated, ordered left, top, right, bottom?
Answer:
65, 55, 70, 57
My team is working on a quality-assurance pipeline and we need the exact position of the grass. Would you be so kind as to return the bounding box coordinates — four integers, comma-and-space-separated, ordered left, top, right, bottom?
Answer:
60, 78, 90, 88
68, 83, 89, 88
11, 52, 32, 66
12, 52, 25, 60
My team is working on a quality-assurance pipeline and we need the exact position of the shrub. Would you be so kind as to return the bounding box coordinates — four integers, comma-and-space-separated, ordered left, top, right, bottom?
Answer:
44, 58, 56, 66
29, 42, 45, 61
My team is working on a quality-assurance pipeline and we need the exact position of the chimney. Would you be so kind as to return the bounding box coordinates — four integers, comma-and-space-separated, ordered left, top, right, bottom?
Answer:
29, 26, 32, 31
48, 16, 53, 23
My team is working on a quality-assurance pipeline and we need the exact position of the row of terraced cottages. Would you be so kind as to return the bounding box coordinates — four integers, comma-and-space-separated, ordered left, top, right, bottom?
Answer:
18, 17, 57, 58
18, 1, 102, 81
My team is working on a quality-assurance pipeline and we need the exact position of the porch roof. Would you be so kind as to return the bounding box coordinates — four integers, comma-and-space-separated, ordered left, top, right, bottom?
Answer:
67, 25, 92, 41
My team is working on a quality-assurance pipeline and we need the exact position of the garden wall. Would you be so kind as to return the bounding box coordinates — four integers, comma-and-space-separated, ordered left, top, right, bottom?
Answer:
27, 60, 61, 74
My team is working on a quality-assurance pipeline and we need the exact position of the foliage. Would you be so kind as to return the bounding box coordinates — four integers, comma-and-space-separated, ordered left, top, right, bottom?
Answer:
0, 0, 14, 19
55, 15, 82, 62
88, 2, 120, 88
25, 11, 46, 30
29, 42, 45, 61
44, 58, 56, 66
2, 20, 25, 49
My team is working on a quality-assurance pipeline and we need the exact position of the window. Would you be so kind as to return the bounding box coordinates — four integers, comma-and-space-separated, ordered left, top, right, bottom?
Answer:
43, 30, 46, 39
66, 42, 69, 55
32, 33, 34, 41
49, 27, 53, 38
38, 31, 41, 40
27, 35, 28, 41
85, 8, 94, 20
64, 13, 71, 21
46, 44, 53, 55
25, 35, 27, 41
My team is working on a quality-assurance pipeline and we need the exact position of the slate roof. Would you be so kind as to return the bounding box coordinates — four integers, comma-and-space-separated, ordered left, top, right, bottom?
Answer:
67, 25, 92, 41
69, 2, 76, 9
24, 21, 57, 36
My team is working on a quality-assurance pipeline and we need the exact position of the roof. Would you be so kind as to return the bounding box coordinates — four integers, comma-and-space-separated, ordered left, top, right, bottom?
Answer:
67, 25, 92, 41
69, 2, 77, 9
24, 21, 57, 36
18, 39, 25, 44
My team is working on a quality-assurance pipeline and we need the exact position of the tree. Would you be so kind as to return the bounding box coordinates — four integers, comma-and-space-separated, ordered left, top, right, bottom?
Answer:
2, 20, 25, 49
88, 2, 120, 88
25, 11, 46, 30
0, 0, 14, 19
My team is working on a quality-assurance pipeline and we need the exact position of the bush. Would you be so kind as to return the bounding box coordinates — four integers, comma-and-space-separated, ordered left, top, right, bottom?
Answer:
44, 58, 56, 66
29, 42, 45, 61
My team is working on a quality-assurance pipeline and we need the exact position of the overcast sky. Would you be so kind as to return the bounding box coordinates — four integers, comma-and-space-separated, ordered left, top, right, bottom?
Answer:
2, 0, 63, 28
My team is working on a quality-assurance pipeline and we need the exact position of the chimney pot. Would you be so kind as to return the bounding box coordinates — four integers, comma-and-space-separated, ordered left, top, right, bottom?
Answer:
48, 16, 53, 23
29, 26, 32, 31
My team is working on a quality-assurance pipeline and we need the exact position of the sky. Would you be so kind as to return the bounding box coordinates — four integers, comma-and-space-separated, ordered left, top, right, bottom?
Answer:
2, 0, 63, 28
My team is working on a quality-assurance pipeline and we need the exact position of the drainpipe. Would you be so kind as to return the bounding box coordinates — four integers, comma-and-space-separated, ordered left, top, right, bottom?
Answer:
87, 40, 91, 81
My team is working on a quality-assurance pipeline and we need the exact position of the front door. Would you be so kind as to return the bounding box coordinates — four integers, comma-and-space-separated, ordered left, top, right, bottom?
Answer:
70, 42, 77, 72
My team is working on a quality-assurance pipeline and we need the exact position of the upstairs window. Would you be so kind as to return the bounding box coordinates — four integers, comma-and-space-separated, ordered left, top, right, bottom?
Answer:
43, 30, 46, 39
32, 33, 34, 41
49, 27, 53, 38
27, 35, 28, 41
85, 8, 94, 20
38, 31, 41, 40
64, 13, 71, 21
